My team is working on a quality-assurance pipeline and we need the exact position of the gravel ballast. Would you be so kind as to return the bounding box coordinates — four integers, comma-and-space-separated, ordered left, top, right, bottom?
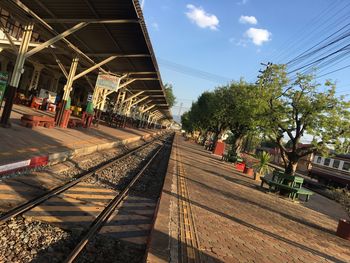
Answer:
0, 133, 173, 262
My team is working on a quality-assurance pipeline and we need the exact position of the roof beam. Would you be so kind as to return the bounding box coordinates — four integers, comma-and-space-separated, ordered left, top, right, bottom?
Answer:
44, 19, 139, 24
73, 56, 117, 81
131, 96, 149, 106
84, 75, 95, 90
149, 110, 158, 116
133, 78, 158, 80
127, 72, 157, 75
0, 20, 18, 53
49, 50, 68, 78
141, 105, 156, 113
119, 79, 136, 89
85, 53, 151, 58
132, 90, 162, 92
25, 22, 89, 58
123, 91, 144, 103
8, 0, 102, 68
0, 39, 42, 49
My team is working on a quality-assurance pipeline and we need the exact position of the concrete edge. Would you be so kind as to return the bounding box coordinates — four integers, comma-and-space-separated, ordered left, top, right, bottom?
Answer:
0, 130, 164, 175
145, 134, 177, 263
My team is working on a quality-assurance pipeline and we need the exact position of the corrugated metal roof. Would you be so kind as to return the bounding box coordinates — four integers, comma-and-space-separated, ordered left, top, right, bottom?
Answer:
0, 0, 171, 118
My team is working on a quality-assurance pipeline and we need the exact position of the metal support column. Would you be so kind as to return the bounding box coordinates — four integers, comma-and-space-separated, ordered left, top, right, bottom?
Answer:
1, 23, 33, 126
51, 72, 61, 93
56, 57, 79, 126
114, 90, 125, 114
28, 63, 44, 91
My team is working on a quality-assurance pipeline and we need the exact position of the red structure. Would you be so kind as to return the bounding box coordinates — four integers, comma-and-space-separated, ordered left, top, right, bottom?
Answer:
235, 162, 245, 172
59, 110, 71, 128
213, 141, 225, 156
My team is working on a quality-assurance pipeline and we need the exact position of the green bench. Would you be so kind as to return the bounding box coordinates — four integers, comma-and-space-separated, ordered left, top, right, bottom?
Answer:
221, 153, 243, 163
261, 171, 313, 201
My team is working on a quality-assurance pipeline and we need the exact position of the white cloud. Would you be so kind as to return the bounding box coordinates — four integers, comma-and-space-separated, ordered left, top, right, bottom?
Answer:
239, 15, 257, 25
141, 0, 145, 9
245, 27, 271, 46
185, 4, 219, 30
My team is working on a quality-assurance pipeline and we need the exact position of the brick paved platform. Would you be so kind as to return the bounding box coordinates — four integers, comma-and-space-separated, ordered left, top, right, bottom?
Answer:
147, 134, 350, 263
0, 104, 161, 167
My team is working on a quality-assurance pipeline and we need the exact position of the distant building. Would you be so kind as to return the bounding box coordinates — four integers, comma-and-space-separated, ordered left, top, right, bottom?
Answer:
257, 143, 314, 173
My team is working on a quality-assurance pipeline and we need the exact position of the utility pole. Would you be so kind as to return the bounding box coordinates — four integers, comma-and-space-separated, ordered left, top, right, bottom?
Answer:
177, 102, 183, 117
256, 62, 273, 87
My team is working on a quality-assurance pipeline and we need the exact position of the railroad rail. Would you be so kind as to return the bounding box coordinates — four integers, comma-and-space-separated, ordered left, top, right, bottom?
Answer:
64, 136, 169, 262
0, 133, 169, 225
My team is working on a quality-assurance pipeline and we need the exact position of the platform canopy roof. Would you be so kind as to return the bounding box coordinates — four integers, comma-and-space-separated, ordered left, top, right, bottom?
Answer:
1, 0, 171, 120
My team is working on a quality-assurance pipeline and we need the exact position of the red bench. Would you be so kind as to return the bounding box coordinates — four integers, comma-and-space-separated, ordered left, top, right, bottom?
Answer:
21, 114, 55, 129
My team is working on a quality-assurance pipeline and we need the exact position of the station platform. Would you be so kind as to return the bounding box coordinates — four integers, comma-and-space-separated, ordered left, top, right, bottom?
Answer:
147, 134, 350, 263
0, 104, 162, 173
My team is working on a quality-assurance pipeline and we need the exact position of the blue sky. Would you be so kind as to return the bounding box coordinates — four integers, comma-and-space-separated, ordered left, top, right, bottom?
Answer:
142, 0, 350, 115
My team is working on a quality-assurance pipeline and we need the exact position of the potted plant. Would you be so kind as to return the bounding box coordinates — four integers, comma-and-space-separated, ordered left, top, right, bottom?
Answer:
244, 164, 254, 176
253, 152, 272, 181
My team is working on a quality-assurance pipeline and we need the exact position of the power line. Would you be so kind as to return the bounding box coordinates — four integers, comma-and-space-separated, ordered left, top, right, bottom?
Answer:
158, 58, 232, 84
270, 0, 341, 61
273, 0, 350, 63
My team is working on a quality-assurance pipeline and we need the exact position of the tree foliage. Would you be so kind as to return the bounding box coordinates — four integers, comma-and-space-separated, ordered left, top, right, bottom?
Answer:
181, 80, 261, 153
180, 64, 350, 175
164, 83, 176, 108
258, 64, 350, 174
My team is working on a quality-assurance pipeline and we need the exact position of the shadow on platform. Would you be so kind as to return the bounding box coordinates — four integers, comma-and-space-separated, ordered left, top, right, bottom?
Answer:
163, 188, 347, 263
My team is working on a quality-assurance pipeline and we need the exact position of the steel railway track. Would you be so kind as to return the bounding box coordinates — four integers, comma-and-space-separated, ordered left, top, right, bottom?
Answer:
0, 134, 167, 225
64, 137, 169, 263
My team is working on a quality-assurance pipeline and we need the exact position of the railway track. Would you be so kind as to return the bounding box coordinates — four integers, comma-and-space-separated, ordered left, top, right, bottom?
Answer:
0, 132, 174, 262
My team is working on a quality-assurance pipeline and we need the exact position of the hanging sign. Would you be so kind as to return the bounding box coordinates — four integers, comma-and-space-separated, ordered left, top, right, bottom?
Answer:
95, 73, 120, 91
0, 72, 8, 106
87, 93, 93, 102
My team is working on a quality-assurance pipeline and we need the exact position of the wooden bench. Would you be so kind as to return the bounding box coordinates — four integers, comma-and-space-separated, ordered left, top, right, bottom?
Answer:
261, 171, 313, 201
68, 118, 84, 128
20, 114, 55, 129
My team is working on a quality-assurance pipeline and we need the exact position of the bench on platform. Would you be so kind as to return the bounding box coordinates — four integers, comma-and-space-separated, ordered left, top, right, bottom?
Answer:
20, 114, 55, 129
261, 171, 313, 201
68, 118, 84, 128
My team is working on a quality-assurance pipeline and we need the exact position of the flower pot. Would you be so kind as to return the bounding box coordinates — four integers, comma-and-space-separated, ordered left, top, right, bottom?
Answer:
235, 162, 245, 172
336, 219, 350, 241
244, 167, 254, 177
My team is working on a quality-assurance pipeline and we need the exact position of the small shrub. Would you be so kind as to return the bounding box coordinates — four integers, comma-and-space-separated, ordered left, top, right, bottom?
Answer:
254, 151, 273, 176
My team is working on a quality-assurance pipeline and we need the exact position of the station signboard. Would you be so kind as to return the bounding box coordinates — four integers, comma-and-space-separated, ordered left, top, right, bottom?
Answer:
95, 73, 120, 91
87, 93, 93, 102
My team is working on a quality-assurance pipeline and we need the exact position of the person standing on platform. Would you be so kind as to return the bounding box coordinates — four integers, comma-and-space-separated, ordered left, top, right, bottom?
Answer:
42, 91, 51, 111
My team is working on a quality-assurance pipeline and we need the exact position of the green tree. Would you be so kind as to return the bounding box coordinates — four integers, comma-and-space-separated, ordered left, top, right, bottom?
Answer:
258, 64, 350, 175
216, 80, 264, 154
181, 111, 192, 132
164, 83, 176, 108
335, 139, 350, 154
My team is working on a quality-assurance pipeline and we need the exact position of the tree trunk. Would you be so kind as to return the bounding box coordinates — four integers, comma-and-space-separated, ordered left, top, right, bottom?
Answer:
285, 160, 298, 175
231, 134, 245, 155
212, 132, 219, 147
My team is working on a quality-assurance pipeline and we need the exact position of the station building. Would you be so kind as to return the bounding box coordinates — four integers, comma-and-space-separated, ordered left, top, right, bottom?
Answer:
0, 0, 172, 129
